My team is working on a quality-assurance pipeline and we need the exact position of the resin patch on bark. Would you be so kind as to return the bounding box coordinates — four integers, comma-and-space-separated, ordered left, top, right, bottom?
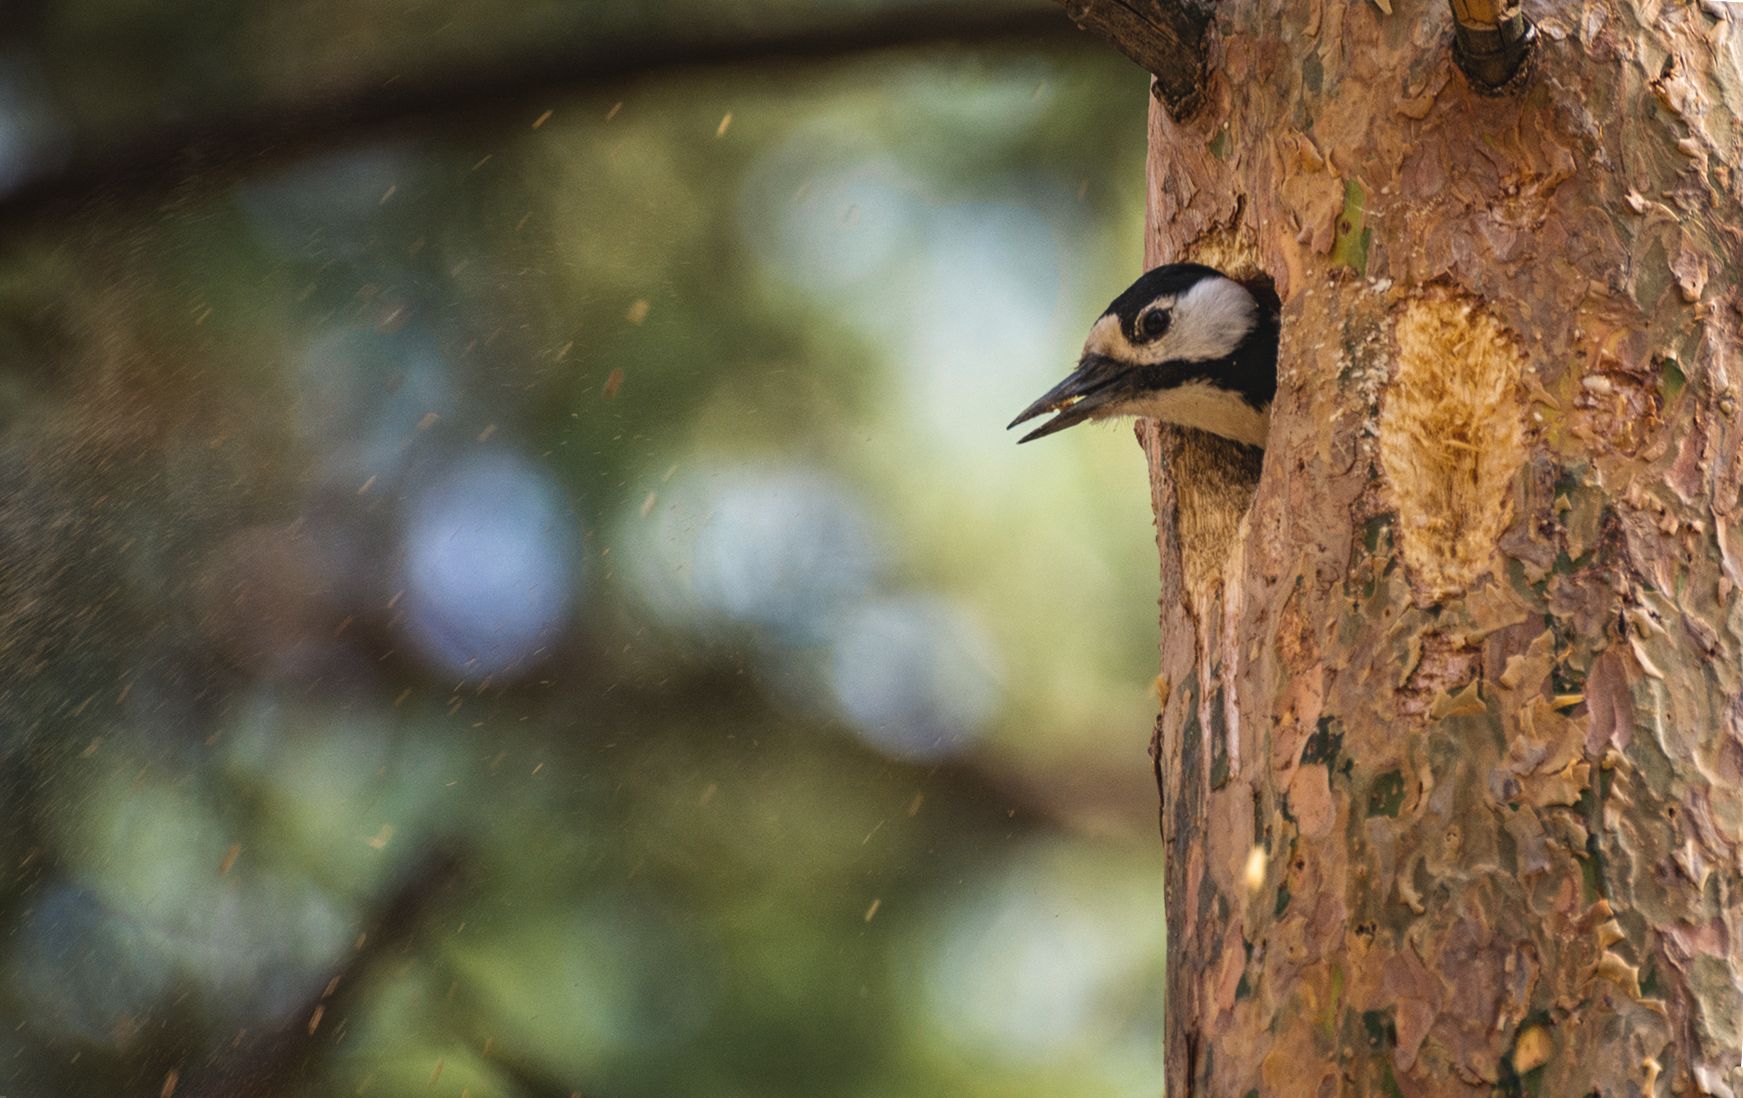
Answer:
1380, 292, 1526, 601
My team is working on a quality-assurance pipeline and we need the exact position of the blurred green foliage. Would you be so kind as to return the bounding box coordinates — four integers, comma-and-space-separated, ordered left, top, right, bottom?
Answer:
0, 3, 1171, 1095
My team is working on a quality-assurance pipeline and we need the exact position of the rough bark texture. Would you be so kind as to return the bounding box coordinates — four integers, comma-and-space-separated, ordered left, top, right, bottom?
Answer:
1139, 2, 1743, 1094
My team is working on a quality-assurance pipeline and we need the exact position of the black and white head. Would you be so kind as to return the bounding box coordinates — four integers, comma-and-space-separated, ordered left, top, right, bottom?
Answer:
1009, 263, 1280, 448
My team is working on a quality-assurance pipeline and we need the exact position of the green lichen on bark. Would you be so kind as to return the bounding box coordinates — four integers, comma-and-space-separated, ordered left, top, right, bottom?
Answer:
1330, 179, 1371, 275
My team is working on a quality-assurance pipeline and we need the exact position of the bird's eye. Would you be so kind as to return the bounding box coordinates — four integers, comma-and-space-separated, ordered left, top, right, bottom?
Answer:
1139, 309, 1171, 342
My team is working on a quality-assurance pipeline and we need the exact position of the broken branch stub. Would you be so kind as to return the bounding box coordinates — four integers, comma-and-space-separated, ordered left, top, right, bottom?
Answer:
1447, 0, 1536, 94
1056, 0, 1213, 118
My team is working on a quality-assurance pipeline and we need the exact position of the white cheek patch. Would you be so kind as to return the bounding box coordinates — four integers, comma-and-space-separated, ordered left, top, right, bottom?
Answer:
1078, 277, 1255, 367
1140, 277, 1255, 365
1094, 275, 1261, 366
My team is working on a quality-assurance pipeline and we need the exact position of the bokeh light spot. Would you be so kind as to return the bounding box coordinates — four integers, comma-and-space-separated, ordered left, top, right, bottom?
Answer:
827, 594, 1002, 761
628, 467, 881, 647
401, 451, 578, 678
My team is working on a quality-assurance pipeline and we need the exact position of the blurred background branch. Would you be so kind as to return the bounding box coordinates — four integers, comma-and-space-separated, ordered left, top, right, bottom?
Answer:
181, 847, 471, 1098
0, 4, 1093, 231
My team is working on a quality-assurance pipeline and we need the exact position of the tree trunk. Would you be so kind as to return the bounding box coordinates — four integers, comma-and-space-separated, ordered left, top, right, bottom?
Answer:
1136, 3, 1743, 1094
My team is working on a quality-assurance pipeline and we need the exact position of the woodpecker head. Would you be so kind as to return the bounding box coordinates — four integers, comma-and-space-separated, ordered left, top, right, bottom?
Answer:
1009, 263, 1280, 448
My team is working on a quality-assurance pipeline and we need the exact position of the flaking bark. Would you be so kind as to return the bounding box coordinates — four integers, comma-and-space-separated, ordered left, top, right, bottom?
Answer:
1136, 1, 1743, 1093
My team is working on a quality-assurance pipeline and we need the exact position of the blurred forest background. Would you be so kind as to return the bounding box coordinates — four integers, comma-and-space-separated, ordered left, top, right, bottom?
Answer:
0, 1, 1167, 1094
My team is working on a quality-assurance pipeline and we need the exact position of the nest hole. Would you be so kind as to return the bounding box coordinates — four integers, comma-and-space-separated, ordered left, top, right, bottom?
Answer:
1158, 228, 1277, 602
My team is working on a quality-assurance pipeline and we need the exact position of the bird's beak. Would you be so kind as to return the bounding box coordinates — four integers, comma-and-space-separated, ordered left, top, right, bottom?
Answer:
1007, 354, 1127, 443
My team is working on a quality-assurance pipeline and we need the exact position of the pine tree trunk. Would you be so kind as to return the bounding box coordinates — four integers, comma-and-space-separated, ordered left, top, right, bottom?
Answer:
1135, 3, 1743, 1094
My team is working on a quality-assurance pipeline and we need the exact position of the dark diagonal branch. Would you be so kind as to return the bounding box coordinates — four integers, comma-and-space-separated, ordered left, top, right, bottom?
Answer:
1052, 0, 1212, 118
0, 5, 1092, 232
179, 846, 471, 1098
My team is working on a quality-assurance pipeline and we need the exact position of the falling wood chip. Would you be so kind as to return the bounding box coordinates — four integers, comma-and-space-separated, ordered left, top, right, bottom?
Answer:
1243, 844, 1266, 893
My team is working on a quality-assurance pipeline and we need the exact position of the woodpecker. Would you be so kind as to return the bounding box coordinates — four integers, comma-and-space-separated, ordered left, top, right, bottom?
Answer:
1009, 263, 1279, 448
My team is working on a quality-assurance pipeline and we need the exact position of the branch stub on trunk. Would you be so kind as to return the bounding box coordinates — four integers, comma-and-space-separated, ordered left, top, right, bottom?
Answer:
1057, 0, 1212, 118
1448, 0, 1537, 94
